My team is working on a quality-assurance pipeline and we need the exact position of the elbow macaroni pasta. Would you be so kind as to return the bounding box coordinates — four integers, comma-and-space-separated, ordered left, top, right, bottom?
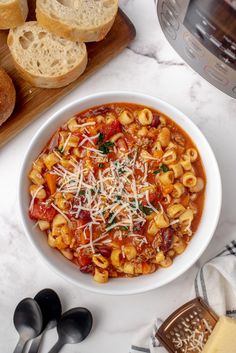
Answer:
162, 149, 177, 165
118, 110, 135, 125
182, 172, 197, 188
158, 127, 170, 147
137, 108, 153, 125
158, 171, 174, 185
169, 163, 183, 178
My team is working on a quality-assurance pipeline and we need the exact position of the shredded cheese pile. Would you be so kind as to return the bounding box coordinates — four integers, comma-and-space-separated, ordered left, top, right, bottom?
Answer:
51, 148, 160, 252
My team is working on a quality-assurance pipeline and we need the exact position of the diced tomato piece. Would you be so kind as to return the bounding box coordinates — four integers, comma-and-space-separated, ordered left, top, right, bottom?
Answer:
124, 133, 135, 146
100, 120, 122, 142
77, 252, 92, 267
142, 262, 151, 274
93, 164, 100, 177
73, 226, 88, 244
142, 191, 163, 207
180, 193, 190, 207
74, 253, 94, 273
108, 151, 118, 161
29, 200, 56, 222
77, 230, 90, 245
109, 269, 118, 278
73, 132, 83, 141
71, 210, 91, 229
149, 192, 162, 204
133, 223, 145, 234
116, 138, 128, 152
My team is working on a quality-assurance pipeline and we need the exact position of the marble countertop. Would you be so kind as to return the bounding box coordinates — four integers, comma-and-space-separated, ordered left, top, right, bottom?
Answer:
1, 1, 236, 352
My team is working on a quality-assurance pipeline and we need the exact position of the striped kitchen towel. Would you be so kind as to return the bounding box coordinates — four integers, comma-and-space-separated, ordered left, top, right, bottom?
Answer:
130, 240, 236, 353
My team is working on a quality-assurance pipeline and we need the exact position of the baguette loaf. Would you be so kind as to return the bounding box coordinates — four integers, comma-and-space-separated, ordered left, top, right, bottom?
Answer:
36, 0, 118, 42
0, 68, 16, 126
7, 21, 88, 88
0, 0, 28, 29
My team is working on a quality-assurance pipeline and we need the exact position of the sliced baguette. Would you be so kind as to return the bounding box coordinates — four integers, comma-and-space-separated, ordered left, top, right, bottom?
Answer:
7, 21, 88, 88
0, 0, 28, 29
36, 0, 118, 42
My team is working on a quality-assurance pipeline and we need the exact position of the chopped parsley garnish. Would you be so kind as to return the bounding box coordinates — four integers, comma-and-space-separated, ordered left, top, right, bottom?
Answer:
116, 195, 122, 200
121, 226, 129, 231
139, 203, 153, 215
161, 164, 169, 172
97, 132, 105, 144
107, 212, 117, 225
98, 163, 104, 168
130, 199, 136, 208
79, 190, 85, 195
99, 141, 114, 154
153, 164, 169, 174
56, 147, 64, 154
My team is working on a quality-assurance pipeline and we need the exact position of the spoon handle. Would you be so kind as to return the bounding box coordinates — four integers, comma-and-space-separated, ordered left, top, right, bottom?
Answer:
13, 337, 26, 353
48, 340, 64, 353
28, 333, 42, 353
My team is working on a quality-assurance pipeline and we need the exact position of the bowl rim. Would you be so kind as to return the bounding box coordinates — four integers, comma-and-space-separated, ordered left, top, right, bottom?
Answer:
18, 91, 222, 295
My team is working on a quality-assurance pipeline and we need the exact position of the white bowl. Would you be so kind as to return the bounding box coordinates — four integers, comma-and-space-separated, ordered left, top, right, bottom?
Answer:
19, 91, 222, 295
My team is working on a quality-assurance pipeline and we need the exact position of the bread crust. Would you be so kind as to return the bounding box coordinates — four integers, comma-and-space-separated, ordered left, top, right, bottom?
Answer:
36, 3, 117, 42
0, 68, 16, 126
12, 51, 88, 88
0, 0, 28, 29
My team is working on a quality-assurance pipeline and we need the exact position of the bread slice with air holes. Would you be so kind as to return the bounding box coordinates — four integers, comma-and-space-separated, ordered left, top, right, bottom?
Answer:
7, 21, 88, 88
0, 0, 28, 29
36, 0, 118, 42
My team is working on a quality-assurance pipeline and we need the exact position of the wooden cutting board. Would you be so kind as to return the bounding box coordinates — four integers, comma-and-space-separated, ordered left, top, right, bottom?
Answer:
0, 6, 136, 148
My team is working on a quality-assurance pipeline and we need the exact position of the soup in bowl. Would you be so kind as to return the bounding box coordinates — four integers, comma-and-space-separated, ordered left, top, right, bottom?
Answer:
19, 92, 221, 295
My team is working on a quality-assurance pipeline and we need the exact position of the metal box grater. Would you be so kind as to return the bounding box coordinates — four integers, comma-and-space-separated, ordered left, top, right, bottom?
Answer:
156, 297, 219, 353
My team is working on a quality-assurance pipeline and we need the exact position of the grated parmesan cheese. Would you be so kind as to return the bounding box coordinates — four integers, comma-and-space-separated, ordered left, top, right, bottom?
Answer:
61, 132, 72, 153
49, 148, 166, 252
29, 185, 43, 212
51, 203, 71, 223
171, 318, 213, 353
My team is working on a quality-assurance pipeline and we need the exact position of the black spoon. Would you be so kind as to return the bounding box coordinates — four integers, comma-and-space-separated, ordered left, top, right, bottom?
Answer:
28, 289, 62, 353
13, 298, 42, 353
48, 307, 93, 353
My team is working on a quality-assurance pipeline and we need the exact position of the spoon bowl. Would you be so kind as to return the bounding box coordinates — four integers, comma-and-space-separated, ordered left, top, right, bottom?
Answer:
34, 288, 62, 330
58, 307, 93, 344
28, 288, 62, 353
49, 307, 93, 353
13, 298, 42, 353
